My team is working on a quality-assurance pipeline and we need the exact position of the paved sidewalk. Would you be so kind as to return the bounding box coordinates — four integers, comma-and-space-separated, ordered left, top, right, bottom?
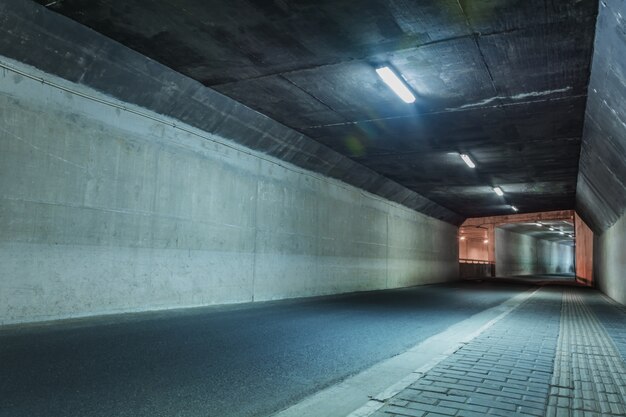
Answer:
366, 288, 626, 417
548, 291, 626, 417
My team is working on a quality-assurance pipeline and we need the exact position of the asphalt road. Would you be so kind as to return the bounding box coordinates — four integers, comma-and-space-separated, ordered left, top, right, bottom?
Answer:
0, 281, 533, 417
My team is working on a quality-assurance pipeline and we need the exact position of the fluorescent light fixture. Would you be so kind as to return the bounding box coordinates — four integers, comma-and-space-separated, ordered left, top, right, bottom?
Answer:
549, 227, 555, 231
511, 205, 519, 212
559, 231, 564, 235
375, 66, 416, 103
460, 154, 476, 168
493, 187, 504, 196
536, 222, 543, 227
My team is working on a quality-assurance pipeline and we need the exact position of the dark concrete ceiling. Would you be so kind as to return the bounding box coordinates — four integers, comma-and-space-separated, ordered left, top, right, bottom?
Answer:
34, 0, 599, 218
499, 220, 575, 246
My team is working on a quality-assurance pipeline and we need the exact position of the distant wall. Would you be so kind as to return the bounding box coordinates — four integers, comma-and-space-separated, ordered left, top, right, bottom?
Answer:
536, 239, 575, 275
575, 213, 594, 284
495, 229, 536, 276
495, 228, 574, 277
459, 238, 489, 261
595, 213, 626, 305
0, 59, 459, 325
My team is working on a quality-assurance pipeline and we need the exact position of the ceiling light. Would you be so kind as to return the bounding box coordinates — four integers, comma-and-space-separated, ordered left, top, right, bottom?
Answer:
483, 239, 489, 244
511, 205, 518, 212
559, 231, 564, 235
460, 154, 476, 168
460, 236, 466, 240
536, 222, 542, 227
493, 187, 504, 196
549, 227, 555, 231
375, 67, 416, 104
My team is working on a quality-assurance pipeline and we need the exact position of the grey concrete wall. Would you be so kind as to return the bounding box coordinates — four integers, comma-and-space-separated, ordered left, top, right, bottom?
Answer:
495, 229, 537, 276
0, 58, 459, 325
576, 0, 626, 306
595, 213, 626, 305
495, 228, 574, 277
576, 0, 626, 234
536, 239, 575, 275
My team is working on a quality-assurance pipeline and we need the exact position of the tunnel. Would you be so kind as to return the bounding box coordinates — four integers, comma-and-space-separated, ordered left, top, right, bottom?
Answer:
0, 1, 625, 416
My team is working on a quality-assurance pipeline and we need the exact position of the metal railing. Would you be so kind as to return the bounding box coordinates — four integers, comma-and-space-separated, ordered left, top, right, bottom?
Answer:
459, 258, 494, 265
459, 259, 496, 278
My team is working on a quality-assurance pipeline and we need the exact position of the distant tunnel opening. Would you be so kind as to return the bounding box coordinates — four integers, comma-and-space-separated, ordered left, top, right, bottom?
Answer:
459, 211, 593, 285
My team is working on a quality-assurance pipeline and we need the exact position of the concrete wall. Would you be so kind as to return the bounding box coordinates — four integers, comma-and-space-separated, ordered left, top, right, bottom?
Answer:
576, 0, 626, 234
495, 228, 574, 277
536, 239, 575, 275
576, 0, 626, 306
595, 213, 626, 305
575, 213, 594, 285
0, 58, 459, 326
459, 238, 489, 261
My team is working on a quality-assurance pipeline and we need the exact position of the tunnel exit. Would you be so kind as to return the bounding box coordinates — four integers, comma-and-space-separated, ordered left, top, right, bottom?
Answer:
459, 210, 594, 285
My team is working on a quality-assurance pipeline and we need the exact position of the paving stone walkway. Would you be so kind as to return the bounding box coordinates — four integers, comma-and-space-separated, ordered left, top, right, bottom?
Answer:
368, 288, 626, 417
548, 290, 626, 417
588, 293, 626, 361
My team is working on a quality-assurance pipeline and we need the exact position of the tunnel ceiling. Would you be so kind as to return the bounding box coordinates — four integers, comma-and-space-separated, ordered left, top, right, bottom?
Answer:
36, 0, 599, 218
498, 221, 575, 246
